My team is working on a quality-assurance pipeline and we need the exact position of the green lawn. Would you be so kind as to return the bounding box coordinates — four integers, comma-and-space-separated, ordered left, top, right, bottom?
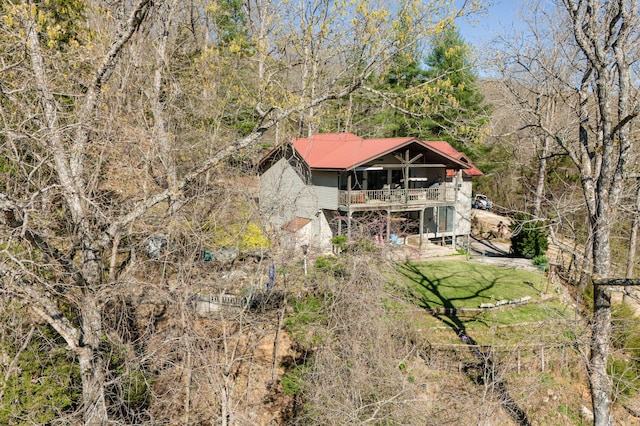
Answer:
398, 261, 547, 308
393, 260, 575, 333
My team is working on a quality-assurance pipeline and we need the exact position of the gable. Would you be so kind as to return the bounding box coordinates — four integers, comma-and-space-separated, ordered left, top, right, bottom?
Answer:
426, 141, 483, 177
291, 133, 470, 171
258, 133, 482, 177
258, 144, 312, 183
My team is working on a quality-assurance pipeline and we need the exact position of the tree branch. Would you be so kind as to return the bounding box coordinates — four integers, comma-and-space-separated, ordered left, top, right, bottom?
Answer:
102, 80, 365, 244
71, 0, 154, 179
593, 278, 640, 287
0, 192, 85, 285
0, 265, 81, 350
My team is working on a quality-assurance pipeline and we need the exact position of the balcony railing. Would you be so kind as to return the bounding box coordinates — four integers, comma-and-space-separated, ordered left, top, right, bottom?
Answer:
339, 188, 454, 207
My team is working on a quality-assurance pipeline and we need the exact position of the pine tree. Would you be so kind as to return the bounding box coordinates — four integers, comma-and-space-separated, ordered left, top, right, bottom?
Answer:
369, 54, 431, 138
509, 213, 549, 259
423, 23, 490, 154
335, 22, 490, 159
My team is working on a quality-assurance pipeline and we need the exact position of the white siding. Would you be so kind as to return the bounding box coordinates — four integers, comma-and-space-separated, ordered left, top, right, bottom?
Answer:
311, 171, 339, 210
454, 179, 473, 236
280, 211, 335, 253
259, 158, 318, 227
425, 179, 472, 239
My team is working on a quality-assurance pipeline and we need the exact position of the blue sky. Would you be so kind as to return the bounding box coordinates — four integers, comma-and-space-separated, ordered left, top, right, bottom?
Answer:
453, 1, 528, 75
455, 1, 524, 49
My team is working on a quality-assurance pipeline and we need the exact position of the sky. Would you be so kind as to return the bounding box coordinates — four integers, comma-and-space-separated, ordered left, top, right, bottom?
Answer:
455, 1, 525, 49
453, 1, 528, 75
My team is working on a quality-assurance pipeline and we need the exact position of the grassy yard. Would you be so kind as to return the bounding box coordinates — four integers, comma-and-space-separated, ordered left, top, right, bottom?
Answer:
392, 260, 576, 336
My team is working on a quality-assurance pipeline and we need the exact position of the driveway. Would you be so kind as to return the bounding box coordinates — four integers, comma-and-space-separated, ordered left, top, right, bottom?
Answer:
467, 209, 544, 272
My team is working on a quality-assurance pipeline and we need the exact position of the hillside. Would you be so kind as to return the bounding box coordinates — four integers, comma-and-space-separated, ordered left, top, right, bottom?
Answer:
1, 1, 638, 424
176, 235, 639, 425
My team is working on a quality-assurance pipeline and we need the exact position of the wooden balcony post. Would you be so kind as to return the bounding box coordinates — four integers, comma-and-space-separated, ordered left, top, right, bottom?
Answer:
419, 208, 424, 250
386, 209, 391, 241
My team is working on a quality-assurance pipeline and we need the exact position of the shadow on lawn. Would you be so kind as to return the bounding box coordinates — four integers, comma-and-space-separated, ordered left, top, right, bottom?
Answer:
398, 262, 531, 426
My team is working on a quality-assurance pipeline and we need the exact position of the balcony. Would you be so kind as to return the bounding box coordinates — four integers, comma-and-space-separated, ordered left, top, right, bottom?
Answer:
338, 187, 455, 209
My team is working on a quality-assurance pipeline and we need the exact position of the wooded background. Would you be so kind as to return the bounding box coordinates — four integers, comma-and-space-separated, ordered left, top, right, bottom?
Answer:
0, 0, 638, 424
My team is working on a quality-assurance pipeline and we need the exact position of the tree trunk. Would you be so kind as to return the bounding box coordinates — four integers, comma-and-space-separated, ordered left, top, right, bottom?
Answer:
78, 295, 108, 425
591, 283, 613, 426
626, 181, 640, 279
78, 347, 108, 426
589, 151, 615, 426
533, 135, 549, 218
534, 90, 556, 218
152, 0, 178, 192
221, 384, 230, 426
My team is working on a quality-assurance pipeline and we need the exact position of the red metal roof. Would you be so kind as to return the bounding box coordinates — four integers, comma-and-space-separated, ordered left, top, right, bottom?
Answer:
424, 141, 483, 177
292, 133, 415, 169
289, 133, 482, 176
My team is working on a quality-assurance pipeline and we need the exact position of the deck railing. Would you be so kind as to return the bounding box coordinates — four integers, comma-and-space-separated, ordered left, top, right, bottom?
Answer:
339, 187, 454, 207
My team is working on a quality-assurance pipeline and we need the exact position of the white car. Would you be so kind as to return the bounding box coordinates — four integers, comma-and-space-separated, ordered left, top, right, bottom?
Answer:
472, 194, 493, 210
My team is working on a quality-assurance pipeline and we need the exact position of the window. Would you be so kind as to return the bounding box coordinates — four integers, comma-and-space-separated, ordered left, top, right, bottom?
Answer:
438, 206, 454, 232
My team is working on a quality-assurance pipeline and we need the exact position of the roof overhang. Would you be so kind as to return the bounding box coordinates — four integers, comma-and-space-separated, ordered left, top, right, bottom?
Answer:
259, 134, 478, 175
321, 138, 471, 172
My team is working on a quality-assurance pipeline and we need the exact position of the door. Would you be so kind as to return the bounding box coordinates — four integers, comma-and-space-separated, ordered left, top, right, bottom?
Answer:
423, 207, 437, 233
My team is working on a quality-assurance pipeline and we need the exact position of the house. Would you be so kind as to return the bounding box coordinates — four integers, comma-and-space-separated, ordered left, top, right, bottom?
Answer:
258, 133, 482, 252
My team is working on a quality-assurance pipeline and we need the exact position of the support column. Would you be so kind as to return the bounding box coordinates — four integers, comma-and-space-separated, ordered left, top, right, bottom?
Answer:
419, 208, 424, 251
452, 206, 457, 251
347, 174, 352, 241
386, 209, 391, 242
452, 170, 462, 251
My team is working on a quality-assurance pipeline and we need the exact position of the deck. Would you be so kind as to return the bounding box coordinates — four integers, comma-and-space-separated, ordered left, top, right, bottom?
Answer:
338, 188, 454, 210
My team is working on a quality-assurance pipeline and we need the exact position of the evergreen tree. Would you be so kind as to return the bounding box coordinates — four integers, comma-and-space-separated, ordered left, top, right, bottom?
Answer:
369, 54, 430, 138
422, 23, 490, 153
333, 22, 490, 160
208, 0, 253, 54
318, 2, 433, 138
509, 213, 549, 259
425, 24, 491, 153
0, 305, 80, 425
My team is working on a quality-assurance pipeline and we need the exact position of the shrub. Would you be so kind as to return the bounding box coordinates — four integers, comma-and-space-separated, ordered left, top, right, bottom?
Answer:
532, 255, 548, 266
612, 303, 640, 358
608, 303, 640, 400
330, 235, 348, 252
284, 295, 329, 350
0, 321, 80, 425
210, 221, 270, 250
281, 365, 308, 396
510, 213, 549, 259
314, 254, 347, 277
608, 358, 640, 399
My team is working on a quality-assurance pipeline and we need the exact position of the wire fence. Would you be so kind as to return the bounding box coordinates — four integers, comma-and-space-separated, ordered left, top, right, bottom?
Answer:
422, 341, 587, 375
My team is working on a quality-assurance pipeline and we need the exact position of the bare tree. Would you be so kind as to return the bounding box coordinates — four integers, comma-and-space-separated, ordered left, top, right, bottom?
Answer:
0, 1, 478, 423
496, 1, 640, 424
291, 254, 430, 425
